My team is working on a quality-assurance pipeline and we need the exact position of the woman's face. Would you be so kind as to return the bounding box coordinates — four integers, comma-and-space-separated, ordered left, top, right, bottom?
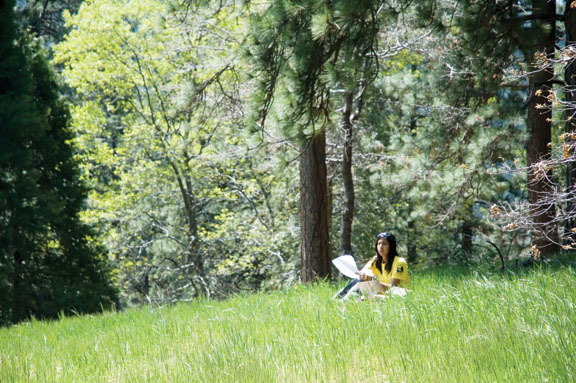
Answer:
377, 237, 390, 259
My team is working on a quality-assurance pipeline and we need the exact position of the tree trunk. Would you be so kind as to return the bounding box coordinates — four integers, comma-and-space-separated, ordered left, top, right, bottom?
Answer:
461, 219, 473, 263
526, 0, 559, 255
11, 250, 25, 323
340, 91, 355, 255
326, 156, 334, 241
183, 175, 200, 268
300, 130, 331, 282
406, 220, 418, 263
565, 4, 576, 242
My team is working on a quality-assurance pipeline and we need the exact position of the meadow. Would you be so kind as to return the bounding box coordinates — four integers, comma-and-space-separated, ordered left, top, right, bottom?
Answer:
1, 263, 575, 382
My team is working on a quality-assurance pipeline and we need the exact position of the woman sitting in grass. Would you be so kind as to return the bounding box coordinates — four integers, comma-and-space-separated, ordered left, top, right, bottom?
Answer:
335, 232, 409, 300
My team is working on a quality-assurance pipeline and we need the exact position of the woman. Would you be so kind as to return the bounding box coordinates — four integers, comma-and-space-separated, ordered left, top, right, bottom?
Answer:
359, 232, 409, 288
335, 232, 409, 300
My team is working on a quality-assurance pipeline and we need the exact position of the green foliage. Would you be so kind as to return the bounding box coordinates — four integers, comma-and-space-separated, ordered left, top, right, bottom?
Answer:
0, 0, 117, 326
246, 0, 386, 140
20, 0, 558, 307
1, 264, 575, 381
16, 0, 84, 45
326, 8, 528, 264
53, 0, 301, 305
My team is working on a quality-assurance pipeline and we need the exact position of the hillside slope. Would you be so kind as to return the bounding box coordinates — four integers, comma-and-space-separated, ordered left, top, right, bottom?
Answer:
1, 265, 575, 382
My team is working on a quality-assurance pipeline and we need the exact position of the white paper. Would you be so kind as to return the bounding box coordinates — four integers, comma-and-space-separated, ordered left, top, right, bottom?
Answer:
331, 255, 359, 279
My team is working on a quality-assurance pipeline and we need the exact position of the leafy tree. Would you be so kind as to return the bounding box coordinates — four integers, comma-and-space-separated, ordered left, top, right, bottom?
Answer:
0, 0, 117, 325
54, 0, 299, 304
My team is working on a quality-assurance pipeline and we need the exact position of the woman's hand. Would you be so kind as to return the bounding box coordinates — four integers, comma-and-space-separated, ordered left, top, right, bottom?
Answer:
357, 271, 373, 281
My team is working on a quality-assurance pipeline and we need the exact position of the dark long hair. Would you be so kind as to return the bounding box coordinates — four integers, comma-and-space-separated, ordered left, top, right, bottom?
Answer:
374, 232, 398, 274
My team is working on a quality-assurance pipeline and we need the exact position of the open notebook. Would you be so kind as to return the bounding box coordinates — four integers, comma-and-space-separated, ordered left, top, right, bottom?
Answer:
357, 280, 385, 294
358, 280, 407, 297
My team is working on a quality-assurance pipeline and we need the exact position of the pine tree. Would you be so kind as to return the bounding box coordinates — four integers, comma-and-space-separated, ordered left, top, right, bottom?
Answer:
564, 3, 576, 241
0, 0, 117, 325
525, 0, 560, 254
445, 0, 562, 255
247, 0, 385, 281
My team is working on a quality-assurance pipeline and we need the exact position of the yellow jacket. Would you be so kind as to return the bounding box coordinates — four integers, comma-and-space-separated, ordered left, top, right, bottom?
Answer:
363, 256, 409, 287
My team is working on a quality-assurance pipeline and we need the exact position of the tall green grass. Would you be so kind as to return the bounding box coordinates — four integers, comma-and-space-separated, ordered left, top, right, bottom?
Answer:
1, 265, 575, 382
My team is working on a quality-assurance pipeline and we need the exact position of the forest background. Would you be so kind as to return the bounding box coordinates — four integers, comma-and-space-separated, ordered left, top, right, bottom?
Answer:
3, 0, 576, 325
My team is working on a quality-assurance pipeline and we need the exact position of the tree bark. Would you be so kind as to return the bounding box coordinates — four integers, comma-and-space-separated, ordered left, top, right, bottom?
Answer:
406, 220, 418, 263
326, 156, 334, 241
11, 250, 25, 323
526, 0, 559, 255
340, 91, 355, 255
565, 4, 576, 242
300, 130, 331, 282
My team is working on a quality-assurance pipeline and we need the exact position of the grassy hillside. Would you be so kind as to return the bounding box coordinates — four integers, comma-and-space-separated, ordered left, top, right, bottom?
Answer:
1, 264, 575, 382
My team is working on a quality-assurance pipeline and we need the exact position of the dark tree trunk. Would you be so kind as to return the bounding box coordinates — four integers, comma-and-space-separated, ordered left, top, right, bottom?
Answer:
300, 130, 331, 282
11, 250, 25, 324
565, 4, 576, 243
340, 91, 355, 255
526, 0, 559, 255
183, 175, 199, 268
406, 220, 418, 263
171, 162, 201, 273
326, 157, 334, 238
461, 220, 473, 263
